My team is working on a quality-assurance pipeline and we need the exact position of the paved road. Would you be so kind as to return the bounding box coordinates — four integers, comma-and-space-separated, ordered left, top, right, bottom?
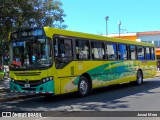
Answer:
1, 77, 160, 119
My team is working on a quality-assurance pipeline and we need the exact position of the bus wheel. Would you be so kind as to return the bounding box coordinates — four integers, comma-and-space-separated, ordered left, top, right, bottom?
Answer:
130, 70, 143, 86
78, 76, 90, 97
135, 70, 143, 85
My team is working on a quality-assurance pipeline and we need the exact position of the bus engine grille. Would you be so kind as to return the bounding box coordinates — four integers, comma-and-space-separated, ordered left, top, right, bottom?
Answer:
14, 72, 41, 76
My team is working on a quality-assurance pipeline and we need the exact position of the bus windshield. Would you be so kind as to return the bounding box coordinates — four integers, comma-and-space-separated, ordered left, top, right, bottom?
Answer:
10, 38, 53, 70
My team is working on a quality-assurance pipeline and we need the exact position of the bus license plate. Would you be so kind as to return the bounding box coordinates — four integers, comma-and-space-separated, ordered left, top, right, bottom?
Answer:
24, 84, 30, 88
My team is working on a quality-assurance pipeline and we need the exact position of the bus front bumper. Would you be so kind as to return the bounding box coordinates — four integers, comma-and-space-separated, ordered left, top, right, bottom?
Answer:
10, 80, 54, 94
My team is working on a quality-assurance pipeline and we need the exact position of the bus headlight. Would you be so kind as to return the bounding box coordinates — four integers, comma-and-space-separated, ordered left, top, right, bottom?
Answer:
42, 76, 53, 83
42, 78, 47, 83
49, 76, 53, 80
46, 78, 49, 81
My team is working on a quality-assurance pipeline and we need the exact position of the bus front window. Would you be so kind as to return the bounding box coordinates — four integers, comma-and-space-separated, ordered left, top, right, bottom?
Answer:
10, 38, 53, 70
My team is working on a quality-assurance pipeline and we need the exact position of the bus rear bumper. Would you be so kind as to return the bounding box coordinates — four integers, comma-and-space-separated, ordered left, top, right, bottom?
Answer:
10, 80, 54, 94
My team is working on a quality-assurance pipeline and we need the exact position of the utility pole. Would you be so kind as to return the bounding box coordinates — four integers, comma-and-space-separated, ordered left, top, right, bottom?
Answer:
105, 16, 109, 36
118, 21, 121, 38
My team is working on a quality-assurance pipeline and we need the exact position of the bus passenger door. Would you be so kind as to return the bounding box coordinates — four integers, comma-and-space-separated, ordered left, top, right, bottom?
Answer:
54, 37, 75, 94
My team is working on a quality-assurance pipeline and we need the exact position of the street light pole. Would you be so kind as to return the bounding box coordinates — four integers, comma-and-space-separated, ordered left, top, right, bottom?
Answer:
105, 16, 109, 36
118, 21, 121, 38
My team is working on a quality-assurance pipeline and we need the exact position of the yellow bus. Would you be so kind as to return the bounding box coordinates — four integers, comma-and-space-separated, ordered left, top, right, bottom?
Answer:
9, 27, 157, 97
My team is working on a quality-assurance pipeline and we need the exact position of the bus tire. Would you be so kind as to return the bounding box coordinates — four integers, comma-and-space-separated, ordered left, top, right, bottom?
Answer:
137, 70, 143, 85
132, 70, 143, 85
78, 76, 90, 97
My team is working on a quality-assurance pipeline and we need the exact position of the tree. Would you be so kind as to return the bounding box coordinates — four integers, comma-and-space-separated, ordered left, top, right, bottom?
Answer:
0, 0, 67, 40
39, 0, 67, 28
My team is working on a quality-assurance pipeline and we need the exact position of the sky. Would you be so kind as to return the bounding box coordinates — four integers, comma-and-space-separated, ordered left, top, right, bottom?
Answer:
60, 0, 160, 35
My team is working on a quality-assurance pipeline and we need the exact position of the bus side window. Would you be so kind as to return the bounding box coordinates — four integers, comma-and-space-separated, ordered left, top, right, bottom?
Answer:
64, 40, 72, 57
106, 43, 117, 60
118, 44, 128, 60
54, 38, 73, 69
137, 46, 145, 60
91, 41, 105, 59
59, 39, 65, 57
151, 47, 155, 60
55, 38, 72, 57
76, 39, 90, 59
129, 45, 136, 60
146, 47, 151, 60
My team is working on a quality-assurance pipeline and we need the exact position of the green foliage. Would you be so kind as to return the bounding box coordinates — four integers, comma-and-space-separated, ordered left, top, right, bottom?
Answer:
0, 0, 67, 40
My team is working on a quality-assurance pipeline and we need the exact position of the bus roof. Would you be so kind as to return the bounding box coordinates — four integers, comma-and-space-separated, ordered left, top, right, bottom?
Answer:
44, 27, 155, 47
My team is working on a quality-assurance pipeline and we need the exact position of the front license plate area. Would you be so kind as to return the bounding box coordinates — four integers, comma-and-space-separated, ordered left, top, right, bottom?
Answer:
24, 84, 30, 88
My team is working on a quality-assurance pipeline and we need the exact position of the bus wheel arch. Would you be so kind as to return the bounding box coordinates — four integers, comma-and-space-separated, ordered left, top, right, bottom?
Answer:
78, 73, 92, 97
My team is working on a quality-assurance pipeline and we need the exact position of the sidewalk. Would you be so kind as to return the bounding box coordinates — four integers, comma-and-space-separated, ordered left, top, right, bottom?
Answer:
0, 73, 160, 102
0, 78, 38, 102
